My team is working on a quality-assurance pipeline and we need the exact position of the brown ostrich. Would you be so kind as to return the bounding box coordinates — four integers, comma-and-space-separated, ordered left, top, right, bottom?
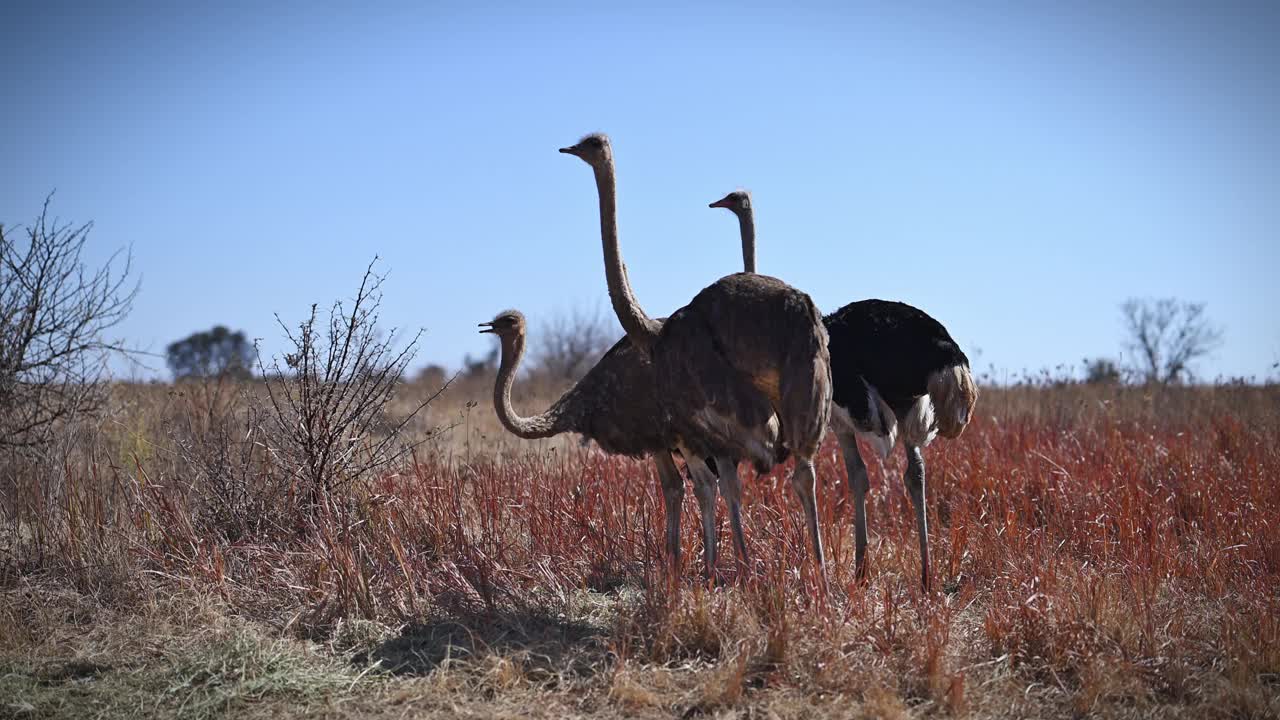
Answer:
480, 309, 727, 578
559, 134, 834, 579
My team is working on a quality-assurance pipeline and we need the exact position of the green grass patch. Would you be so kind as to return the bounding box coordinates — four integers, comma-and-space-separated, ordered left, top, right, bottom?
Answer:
1, 625, 374, 720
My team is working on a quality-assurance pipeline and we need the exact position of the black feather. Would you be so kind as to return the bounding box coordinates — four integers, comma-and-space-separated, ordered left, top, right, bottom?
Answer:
825, 299, 969, 419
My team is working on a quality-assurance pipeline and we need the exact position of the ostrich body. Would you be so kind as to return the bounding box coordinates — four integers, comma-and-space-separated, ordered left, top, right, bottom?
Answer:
560, 134, 834, 578
710, 189, 978, 591
481, 310, 702, 574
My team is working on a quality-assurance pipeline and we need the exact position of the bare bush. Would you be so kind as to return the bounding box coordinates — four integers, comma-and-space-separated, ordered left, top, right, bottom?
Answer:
259, 259, 446, 506
0, 195, 136, 451
1121, 298, 1223, 384
531, 304, 615, 382
168, 389, 278, 541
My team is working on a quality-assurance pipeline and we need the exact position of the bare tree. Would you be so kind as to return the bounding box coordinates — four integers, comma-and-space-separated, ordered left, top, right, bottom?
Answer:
1121, 298, 1223, 384
531, 304, 614, 382
0, 195, 137, 451
259, 258, 447, 506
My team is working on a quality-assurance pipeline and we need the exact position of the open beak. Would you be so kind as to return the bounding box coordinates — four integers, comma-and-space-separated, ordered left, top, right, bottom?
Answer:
478, 321, 495, 334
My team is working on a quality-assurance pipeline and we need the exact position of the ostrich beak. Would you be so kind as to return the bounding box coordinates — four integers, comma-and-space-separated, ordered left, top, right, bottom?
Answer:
709, 197, 732, 209
558, 145, 577, 155
478, 321, 495, 334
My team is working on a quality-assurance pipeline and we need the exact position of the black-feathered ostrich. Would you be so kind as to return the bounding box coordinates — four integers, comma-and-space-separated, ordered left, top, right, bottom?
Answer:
709, 189, 978, 591
559, 134, 835, 579
481, 310, 739, 578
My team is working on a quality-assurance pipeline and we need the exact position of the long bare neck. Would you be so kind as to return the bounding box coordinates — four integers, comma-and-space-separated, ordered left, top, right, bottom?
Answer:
737, 208, 756, 273
594, 160, 661, 353
492, 333, 561, 439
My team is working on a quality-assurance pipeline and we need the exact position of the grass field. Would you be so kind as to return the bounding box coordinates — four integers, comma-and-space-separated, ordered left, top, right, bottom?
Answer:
2, 379, 1278, 718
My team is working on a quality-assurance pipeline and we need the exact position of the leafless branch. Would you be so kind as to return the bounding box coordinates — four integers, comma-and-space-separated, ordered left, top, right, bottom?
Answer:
257, 257, 449, 507
0, 194, 138, 451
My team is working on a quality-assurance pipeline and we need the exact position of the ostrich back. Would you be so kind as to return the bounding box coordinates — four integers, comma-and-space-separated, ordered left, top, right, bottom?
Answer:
824, 299, 969, 415
653, 272, 831, 468
548, 323, 674, 459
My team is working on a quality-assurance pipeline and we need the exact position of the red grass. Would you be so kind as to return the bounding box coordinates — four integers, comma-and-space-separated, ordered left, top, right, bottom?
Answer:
3, 386, 1279, 713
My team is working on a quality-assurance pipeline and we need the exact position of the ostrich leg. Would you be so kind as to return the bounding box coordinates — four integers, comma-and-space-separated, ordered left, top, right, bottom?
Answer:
790, 458, 826, 584
683, 450, 723, 582
904, 445, 930, 591
837, 432, 871, 581
653, 452, 685, 573
714, 456, 750, 575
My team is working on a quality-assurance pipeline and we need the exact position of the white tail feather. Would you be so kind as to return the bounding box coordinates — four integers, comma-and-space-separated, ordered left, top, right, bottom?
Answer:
901, 394, 938, 448
927, 364, 978, 439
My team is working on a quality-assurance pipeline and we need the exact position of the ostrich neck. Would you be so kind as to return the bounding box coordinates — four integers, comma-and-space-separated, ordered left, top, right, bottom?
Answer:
738, 210, 756, 273
594, 161, 661, 353
492, 334, 560, 439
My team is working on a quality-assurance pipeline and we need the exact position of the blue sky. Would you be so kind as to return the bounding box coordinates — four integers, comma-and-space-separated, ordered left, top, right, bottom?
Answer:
3, 1, 1277, 382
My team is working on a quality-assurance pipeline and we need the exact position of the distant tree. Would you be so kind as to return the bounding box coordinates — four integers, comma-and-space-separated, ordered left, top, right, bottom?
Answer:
531, 305, 614, 382
415, 363, 448, 388
0, 195, 136, 450
462, 347, 497, 380
1083, 357, 1122, 384
167, 326, 254, 380
1120, 298, 1223, 384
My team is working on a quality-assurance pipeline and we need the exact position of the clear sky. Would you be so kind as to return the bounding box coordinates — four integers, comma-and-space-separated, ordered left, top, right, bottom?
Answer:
3, 1, 1277, 382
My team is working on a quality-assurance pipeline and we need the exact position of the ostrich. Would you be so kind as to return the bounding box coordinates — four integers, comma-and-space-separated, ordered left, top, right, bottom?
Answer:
709, 189, 978, 591
558, 133, 834, 578
479, 309, 730, 578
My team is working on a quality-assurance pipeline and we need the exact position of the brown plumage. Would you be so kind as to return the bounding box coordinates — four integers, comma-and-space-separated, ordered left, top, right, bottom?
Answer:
711, 188, 979, 592
481, 310, 705, 574
560, 134, 833, 579
481, 310, 668, 455
655, 272, 830, 465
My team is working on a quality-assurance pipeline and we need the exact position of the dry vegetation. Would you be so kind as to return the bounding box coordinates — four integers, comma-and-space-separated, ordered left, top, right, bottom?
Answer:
2, 376, 1278, 719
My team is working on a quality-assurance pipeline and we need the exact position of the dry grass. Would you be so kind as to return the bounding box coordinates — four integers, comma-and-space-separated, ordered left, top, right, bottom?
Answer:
2, 379, 1278, 718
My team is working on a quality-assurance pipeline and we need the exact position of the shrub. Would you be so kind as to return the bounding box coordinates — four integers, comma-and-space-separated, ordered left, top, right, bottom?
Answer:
258, 259, 447, 508
0, 195, 136, 451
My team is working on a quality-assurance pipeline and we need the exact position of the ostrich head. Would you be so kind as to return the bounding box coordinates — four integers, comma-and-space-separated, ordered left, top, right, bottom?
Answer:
558, 133, 612, 168
709, 190, 751, 215
478, 309, 526, 338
